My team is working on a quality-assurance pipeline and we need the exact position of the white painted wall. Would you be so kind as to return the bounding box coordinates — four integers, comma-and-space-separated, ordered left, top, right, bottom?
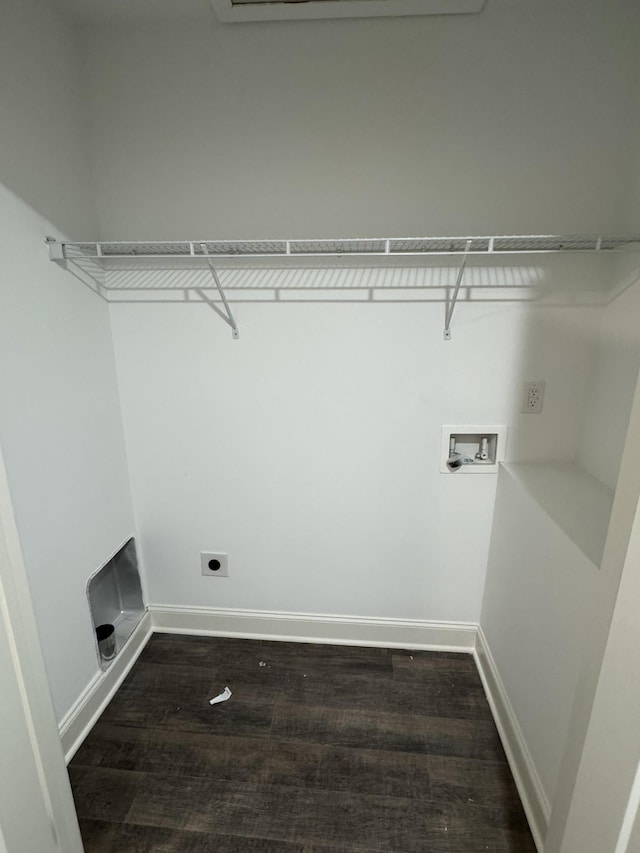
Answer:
502, 300, 600, 466
80, 0, 639, 241
480, 273, 640, 837
109, 293, 597, 623
545, 367, 640, 853
0, 0, 95, 239
579, 279, 640, 491
578, 82, 640, 490
0, 183, 135, 722
78, 0, 623, 630
558, 485, 640, 853
480, 467, 601, 805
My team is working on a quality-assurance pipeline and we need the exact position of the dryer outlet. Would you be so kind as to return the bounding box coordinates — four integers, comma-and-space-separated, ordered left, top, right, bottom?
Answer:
201, 552, 229, 577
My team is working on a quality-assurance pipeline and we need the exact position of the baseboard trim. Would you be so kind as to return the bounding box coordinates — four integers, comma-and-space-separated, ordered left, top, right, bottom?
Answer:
474, 625, 550, 852
59, 611, 152, 763
149, 604, 477, 652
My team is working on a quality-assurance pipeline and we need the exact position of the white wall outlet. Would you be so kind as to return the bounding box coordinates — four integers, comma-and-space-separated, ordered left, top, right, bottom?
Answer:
201, 552, 229, 577
522, 381, 545, 414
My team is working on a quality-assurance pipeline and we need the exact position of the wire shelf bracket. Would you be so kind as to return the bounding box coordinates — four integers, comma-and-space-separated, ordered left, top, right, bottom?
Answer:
444, 239, 472, 340
200, 244, 239, 339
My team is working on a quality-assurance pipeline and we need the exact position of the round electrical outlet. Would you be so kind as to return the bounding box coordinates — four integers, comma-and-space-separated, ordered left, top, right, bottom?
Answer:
201, 552, 229, 577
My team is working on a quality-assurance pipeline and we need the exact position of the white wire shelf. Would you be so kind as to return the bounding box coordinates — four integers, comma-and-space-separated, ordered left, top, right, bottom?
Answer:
46, 234, 640, 340
48, 234, 640, 264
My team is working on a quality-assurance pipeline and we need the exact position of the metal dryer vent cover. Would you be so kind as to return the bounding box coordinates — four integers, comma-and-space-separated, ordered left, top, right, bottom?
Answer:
210, 0, 486, 23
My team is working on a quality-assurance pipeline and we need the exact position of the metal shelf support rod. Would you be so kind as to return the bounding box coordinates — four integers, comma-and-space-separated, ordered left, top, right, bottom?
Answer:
201, 244, 240, 340
444, 240, 472, 340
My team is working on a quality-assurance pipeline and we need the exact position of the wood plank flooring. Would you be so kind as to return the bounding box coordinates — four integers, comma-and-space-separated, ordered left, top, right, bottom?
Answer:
69, 634, 536, 852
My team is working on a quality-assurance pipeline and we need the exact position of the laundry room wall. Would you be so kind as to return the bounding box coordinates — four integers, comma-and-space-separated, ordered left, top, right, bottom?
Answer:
0, 182, 135, 722
0, 2, 133, 723
83, 0, 639, 624
478, 177, 640, 846
109, 292, 600, 624
2, 0, 640, 728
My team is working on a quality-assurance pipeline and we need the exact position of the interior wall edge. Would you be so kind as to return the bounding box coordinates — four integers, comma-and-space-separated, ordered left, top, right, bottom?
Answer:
474, 625, 549, 853
545, 368, 640, 852
148, 604, 477, 652
0, 441, 84, 852
59, 610, 152, 763
606, 262, 640, 307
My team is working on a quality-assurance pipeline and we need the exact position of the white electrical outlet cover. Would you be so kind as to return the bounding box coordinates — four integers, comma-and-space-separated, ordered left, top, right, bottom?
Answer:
522, 381, 545, 414
201, 552, 229, 577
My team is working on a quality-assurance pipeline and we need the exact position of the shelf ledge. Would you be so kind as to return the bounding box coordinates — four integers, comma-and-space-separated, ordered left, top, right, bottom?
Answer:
502, 462, 614, 568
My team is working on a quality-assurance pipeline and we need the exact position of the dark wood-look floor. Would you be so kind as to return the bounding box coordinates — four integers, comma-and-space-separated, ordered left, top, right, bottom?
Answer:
69, 635, 536, 852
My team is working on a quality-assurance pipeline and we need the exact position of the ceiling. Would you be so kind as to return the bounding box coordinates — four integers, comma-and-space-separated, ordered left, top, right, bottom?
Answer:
53, 0, 213, 23
211, 0, 485, 22
53, 0, 486, 24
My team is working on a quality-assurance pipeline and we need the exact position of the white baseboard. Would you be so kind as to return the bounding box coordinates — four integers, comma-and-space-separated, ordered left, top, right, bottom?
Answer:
59, 611, 152, 763
149, 604, 477, 652
474, 625, 550, 852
